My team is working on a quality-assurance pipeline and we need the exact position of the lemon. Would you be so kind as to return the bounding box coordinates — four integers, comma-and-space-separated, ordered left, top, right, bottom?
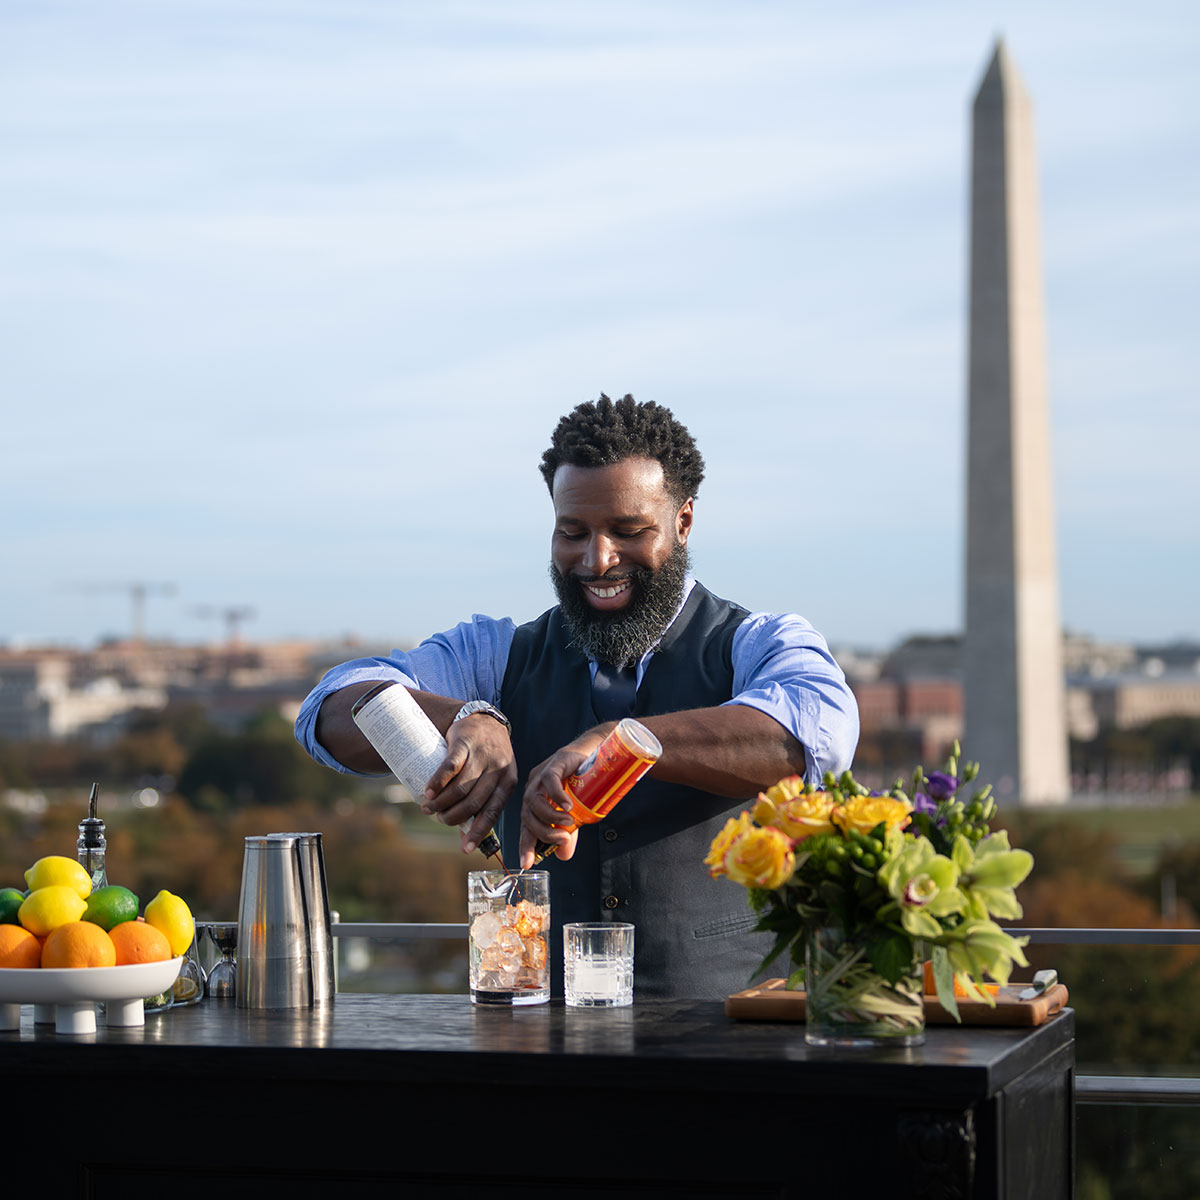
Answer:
144, 889, 194, 957
82, 885, 140, 932
25, 856, 93, 899
19, 885, 88, 936
0, 887, 25, 925
172, 976, 199, 1003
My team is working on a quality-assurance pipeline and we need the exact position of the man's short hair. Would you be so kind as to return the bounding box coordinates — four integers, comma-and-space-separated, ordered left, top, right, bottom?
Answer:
539, 394, 705, 504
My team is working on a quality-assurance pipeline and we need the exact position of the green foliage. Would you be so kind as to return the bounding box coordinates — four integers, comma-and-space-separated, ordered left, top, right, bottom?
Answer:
1078, 1105, 1200, 1200
1139, 837, 1200, 917
929, 946, 959, 1023
750, 926, 798, 980
1007, 821, 1200, 1070
0, 738, 34, 790
176, 716, 346, 810
0, 792, 477, 926
865, 928, 911, 984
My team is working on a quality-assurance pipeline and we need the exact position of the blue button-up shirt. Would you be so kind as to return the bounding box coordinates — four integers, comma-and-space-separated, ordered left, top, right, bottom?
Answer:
295, 579, 859, 782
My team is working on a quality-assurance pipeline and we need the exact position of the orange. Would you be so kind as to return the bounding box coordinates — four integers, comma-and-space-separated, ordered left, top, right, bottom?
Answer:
0, 924, 42, 968
110, 920, 171, 965
922, 960, 1000, 998
41, 921, 117, 968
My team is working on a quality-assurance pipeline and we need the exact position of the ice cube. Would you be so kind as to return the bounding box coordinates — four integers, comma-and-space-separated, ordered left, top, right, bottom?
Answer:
471, 911, 503, 948
521, 935, 547, 971
480, 945, 509, 971
514, 899, 547, 934
495, 927, 524, 956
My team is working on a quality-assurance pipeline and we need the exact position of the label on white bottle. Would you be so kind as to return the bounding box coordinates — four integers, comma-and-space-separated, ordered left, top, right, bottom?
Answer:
352, 682, 448, 801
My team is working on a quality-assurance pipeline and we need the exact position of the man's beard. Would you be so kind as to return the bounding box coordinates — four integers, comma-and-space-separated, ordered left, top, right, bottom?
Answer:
550, 541, 690, 668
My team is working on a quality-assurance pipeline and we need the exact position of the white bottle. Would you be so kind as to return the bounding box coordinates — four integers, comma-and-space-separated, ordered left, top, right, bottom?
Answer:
351, 681, 450, 800
351, 682, 505, 864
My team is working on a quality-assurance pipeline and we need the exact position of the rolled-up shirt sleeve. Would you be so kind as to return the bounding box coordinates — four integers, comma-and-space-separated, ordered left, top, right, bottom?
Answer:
294, 615, 517, 774
725, 612, 859, 783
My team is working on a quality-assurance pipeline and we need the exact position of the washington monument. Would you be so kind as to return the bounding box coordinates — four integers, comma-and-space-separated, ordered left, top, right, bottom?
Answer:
964, 41, 1070, 806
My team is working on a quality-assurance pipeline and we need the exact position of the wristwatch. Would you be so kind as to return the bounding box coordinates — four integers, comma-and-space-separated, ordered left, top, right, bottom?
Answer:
452, 700, 512, 735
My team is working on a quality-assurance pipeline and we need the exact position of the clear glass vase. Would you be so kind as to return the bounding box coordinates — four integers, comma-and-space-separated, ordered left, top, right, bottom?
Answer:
803, 924, 925, 1048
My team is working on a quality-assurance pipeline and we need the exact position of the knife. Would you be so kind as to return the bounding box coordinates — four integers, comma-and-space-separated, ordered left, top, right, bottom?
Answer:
1018, 969, 1058, 1001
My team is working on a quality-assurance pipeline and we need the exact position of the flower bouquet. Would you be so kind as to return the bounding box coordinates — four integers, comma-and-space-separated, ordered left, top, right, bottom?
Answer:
705, 743, 1034, 1046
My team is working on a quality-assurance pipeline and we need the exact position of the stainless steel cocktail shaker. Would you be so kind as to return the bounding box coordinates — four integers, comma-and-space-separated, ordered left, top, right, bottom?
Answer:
237, 833, 334, 1009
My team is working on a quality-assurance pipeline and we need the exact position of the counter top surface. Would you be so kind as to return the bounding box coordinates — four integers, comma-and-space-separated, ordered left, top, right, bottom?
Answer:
2, 992, 1073, 1104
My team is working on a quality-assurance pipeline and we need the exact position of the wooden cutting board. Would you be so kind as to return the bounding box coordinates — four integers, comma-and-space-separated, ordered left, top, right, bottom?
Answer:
725, 977, 1070, 1026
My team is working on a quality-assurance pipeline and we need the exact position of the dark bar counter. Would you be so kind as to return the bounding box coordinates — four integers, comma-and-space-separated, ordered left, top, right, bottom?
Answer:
3, 994, 1073, 1198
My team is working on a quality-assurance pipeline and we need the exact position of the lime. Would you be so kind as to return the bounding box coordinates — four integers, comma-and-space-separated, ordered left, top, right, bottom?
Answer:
0, 887, 25, 925
25, 856, 92, 900
144, 889, 194, 957
19, 885, 88, 936
82, 885, 140, 932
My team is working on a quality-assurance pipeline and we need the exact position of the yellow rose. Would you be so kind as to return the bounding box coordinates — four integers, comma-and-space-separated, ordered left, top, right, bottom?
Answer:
724, 825, 796, 889
751, 794, 781, 827
754, 791, 838, 842
761, 775, 806, 805
831, 794, 912, 837
704, 812, 753, 878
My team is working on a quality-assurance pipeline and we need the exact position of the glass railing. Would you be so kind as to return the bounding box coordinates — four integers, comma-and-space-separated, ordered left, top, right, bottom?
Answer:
1008, 927, 1200, 1199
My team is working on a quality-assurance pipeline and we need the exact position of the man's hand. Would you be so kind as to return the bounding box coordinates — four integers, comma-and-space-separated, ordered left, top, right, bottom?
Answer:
421, 713, 518, 854
517, 724, 614, 868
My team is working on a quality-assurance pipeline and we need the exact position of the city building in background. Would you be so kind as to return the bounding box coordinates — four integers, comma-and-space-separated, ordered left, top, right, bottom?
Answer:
1, 627, 1195, 803
838, 634, 1199, 798
0, 637, 399, 745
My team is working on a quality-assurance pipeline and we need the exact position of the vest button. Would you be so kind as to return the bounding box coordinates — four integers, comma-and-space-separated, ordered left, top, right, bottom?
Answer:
603, 894, 619, 909
603, 828, 618, 842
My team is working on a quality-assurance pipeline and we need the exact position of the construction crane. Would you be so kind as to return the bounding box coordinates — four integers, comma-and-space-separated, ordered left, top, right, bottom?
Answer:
192, 605, 257, 649
65, 581, 177, 643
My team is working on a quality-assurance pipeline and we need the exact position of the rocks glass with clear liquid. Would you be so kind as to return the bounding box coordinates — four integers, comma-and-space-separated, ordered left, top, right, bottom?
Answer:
564, 922, 634, 1007
468, 870, 549, 1006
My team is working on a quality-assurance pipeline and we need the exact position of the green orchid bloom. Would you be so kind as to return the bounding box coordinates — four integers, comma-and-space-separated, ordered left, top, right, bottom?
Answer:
877, 837, 966, 939
952, 831, 1034, 921
942, 918, 1030, 986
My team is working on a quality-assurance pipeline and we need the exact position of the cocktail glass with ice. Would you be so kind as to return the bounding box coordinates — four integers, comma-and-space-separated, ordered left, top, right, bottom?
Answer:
468, 870, 550, 1006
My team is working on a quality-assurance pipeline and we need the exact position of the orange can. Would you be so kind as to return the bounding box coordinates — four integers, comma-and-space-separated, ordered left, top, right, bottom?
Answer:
532, 719, 662, 863
564, 718, 663, 823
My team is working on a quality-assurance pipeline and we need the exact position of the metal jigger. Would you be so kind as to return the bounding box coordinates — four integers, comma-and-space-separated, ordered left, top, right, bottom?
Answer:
207, 923, 238, 998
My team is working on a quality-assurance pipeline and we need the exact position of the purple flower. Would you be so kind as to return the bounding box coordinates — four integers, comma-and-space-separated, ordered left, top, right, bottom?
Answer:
912, 792, 937, 816
926, 772, 959, 800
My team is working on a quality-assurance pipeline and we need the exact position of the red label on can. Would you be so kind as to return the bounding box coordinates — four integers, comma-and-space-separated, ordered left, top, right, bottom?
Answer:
564, 719, 660, 823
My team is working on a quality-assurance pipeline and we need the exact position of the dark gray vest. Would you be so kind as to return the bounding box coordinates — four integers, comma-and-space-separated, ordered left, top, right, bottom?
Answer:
498, 583, 768, 999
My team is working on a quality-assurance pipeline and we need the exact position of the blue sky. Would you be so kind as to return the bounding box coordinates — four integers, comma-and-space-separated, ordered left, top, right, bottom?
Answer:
3, 2, 1196, 651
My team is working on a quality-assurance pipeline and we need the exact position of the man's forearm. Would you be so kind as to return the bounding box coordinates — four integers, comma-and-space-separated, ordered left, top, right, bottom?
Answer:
313, 681, 468, 774
518, 704, 807, 866
638, 705, 807, 799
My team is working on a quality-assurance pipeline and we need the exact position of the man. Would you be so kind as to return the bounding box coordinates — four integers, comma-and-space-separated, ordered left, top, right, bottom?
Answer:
296, 395, 858, 998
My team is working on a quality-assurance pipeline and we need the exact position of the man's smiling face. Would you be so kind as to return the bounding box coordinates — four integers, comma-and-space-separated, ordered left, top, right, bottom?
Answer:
549, 457, 693, 666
